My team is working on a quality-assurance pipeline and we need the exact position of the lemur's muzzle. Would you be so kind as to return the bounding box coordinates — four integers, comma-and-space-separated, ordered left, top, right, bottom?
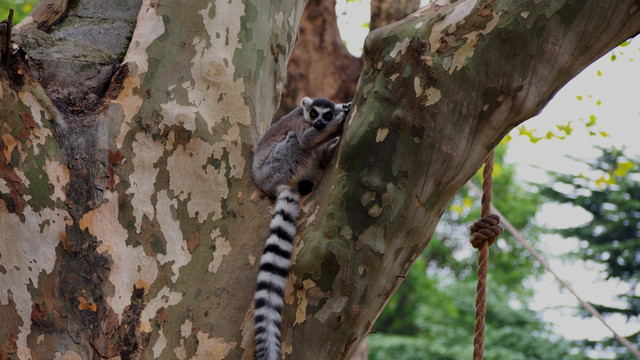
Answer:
313, 120, 326, 130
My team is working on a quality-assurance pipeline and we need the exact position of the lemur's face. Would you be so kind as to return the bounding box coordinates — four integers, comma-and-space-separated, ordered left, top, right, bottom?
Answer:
309, 106, 334, 130
301, 97, 343, 130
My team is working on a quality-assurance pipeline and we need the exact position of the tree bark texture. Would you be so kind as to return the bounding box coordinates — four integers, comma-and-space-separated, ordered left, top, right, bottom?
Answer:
1, 1, 639, 359
1, 0, 305, 358
370, 0, 421, 31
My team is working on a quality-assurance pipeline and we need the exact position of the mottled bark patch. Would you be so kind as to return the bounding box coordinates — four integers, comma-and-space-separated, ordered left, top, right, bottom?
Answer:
0, 292, 22, 357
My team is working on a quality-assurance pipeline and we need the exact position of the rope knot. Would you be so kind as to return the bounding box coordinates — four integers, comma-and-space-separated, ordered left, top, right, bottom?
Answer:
469, 214, 502, 249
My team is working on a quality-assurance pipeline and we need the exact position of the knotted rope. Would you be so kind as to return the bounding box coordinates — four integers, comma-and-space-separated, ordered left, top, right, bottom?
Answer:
470, 149, 503, 360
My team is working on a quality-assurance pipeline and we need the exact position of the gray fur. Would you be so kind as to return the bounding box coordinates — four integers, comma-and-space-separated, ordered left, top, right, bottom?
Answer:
252, 97, 351, 197
251, 97, 351, 360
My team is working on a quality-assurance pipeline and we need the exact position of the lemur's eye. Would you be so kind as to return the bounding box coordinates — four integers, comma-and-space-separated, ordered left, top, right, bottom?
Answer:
323, 112, 333, 121
310, 110, 318, 118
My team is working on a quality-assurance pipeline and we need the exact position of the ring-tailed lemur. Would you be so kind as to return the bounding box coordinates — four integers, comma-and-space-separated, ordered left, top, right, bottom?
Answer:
252, 97, 351, 360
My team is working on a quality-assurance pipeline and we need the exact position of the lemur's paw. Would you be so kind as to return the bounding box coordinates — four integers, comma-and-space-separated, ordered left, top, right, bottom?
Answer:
343, 102, 352, 114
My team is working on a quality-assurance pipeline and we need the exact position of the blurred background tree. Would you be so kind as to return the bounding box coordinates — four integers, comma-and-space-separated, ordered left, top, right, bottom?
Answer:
540, 147, 640, 360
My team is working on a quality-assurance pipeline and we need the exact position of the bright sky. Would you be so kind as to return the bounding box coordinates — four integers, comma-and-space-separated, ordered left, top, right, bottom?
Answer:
336, 0, 640, 354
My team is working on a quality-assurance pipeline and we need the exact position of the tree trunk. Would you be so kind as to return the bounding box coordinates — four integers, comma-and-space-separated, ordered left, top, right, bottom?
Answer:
370, 0, 420, 31
349, 340, 367, 360
278, 0, 421, 117
1, 1, 639, 359
1, 0, 306, 358
277, 0, 361, 117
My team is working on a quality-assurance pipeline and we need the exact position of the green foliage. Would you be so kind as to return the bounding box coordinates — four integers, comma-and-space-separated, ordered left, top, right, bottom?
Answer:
369, 270, 589, 360
0, 0, 38, 25
515, 94, 610, 143
0, 0, 38, 23
609, 39, 636, 63
516, 122, 579, 143
370, 144, 586, 359
540, 147, 640, 357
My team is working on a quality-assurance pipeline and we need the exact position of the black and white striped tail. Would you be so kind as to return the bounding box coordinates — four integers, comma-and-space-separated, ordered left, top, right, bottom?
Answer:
255, 185, 300, 360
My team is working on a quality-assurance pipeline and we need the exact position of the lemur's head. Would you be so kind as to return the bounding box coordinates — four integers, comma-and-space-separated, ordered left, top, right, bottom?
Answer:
301, 97, 346, 130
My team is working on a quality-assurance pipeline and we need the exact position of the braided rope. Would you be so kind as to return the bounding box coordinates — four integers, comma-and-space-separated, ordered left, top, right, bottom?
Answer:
470, 149, 503, 360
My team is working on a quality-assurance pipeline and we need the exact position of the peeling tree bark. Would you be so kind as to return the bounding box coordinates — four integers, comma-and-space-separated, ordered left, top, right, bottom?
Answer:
1, 1, 639, 360
1, 0, 305, 358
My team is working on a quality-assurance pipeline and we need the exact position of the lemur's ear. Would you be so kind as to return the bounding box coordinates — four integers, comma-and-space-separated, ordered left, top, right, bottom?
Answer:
301, 97, 313, 110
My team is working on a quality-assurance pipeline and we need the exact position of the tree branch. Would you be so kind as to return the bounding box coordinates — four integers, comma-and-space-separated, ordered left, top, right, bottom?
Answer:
13, 0, 69, 33
289, 1, 640, 358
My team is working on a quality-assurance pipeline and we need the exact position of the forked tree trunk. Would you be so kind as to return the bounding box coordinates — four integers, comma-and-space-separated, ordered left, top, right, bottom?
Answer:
1, 1, 639, 359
